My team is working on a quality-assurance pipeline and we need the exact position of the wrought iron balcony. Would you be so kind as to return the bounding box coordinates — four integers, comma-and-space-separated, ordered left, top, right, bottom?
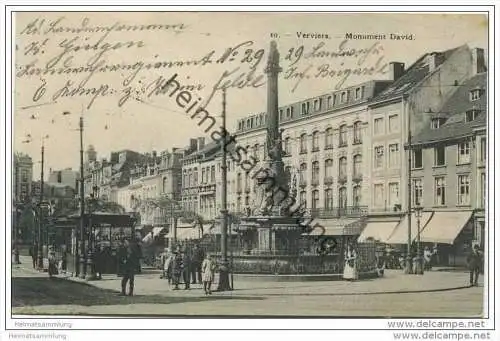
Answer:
299, 179, 308, 187
309, 206, 368, 218
311, 178, 320, 186
299, 149, 308, 155
324, 176, 334, 185
353, 138, 363, 145
324, 144, 334, 150
338, 174, 347, 184
312, 146, 320, 152
338, 141, 348, 148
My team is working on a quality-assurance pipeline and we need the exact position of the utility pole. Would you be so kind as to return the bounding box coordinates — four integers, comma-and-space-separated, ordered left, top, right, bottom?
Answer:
217, 88, 232, 291
79, 116, 86, 278
37, 142, 45, 270
405, 97, 413, 275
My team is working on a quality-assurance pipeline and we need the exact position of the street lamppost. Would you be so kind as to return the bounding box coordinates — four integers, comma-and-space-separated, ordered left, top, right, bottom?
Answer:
37, 134, 49, 270
77, 115, 87, 279
217, 88, 232, 292
85, 185, 99, 280
414, 202, 424, 275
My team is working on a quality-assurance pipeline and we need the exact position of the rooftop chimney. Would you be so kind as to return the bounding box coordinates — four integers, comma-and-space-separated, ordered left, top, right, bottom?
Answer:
427, 52, 445, 72
472, 48, 486, 75
197, 137, 205, 150
389, 62, 405, 81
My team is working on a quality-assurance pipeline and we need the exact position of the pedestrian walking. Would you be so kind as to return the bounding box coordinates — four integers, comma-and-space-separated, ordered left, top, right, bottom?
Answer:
201, 253, 217, 295
47, 247, 58, 278
116, 239, 127, 277
119, 239, 140, 296
423, 246, 433, 271
466, 244, 483, 287
191, 244, 205, 284
29, 243, 38, 269
172, 248, 183, 290
343, 244, 358, 281
182, 248, 192, 290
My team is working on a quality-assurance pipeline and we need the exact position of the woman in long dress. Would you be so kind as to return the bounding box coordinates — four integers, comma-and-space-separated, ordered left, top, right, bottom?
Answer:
201, 253, 217, 295
343, 244, 358, 281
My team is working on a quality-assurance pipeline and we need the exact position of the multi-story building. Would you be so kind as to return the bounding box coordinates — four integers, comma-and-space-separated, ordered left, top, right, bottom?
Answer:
359, 45, 486, 246
116, 148, 183, 227
13, 152, 33, 203
48, 168, 79, 190
406, 71, 487, 264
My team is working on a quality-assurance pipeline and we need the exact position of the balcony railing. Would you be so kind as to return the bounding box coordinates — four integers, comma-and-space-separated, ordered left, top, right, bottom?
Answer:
324, 144, 334, 150
299, 149, 308, 155
338, 141, 348, 148
353, 138, 363, 145
352, 173, 363, 182
338, 174, 347, 184
324, 176, 334, 185
312, 146, 320, 152
309, 206, 368, 218
299, 179, 307, 187
311, 178, 320, 186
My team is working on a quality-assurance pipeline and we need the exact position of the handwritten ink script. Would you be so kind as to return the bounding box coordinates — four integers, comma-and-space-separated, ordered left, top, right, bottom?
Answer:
16, 14, 390, 111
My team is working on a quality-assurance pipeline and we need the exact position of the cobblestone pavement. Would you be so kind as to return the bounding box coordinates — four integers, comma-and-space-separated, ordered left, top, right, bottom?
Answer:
11, 256, 484, 317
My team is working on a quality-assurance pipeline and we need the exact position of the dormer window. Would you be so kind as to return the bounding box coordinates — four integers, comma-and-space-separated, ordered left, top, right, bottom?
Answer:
465, 109, 480, 122
430, 118, 446, 129
341, 91, 347, 103
286, 107, 293, 119
301, 102, 310, 115
470, 89, 481, 101
355, 87, 363, 100
314, 99, 322, 111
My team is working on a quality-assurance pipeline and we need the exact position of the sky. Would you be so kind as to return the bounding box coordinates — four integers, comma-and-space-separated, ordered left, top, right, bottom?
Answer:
12, 12, 488, 178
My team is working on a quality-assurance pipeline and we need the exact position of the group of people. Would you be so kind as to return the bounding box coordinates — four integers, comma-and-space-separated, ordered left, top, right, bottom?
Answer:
160, 244, 217, 295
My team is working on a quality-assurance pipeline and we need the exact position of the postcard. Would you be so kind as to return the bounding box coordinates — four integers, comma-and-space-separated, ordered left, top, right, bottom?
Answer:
5, 8, 494, 337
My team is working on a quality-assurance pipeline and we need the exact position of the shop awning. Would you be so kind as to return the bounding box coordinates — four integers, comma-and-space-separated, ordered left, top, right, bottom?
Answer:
357, 221, 400, 243
386, 212, 433, 245
302, 218, 361, 236
153, 227, 166, 237
420, 211, 473, 244
168, 227, 201, 240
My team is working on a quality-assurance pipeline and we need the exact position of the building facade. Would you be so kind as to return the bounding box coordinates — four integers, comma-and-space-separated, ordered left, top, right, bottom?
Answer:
48, 168, 79, 190
13, 152, 33, 203
409, 71, 487, 258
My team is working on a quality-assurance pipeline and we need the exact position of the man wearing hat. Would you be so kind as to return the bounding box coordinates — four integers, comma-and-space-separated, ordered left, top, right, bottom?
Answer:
466, 243, 483, 287
172, 247, 183, 290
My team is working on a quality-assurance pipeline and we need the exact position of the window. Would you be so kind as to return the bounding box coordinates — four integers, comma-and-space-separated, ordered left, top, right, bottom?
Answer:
341, 91, 347, 103
325, 189, 333, 209
286, 107, 294, 119
163, 177, 167, 193
325, 159, 334, 179
312, 190, 320, 209
465, 109, 480, 122
236, 197, 241, 211
355, 87, 363, 99
300, 133, 308, 153
412, 149, 423, 168
188, 170, 193, 187
353, 186, 361, 207
435, 177, 446, 206
313, 99, 322, 111
353, 121, 362, 144
325, 128, 333, 148
339, 157, 347, 178
480, 137, 486, 162
327, 96, 333, 108
301, 102, 310, 115
194, 168, 198, 186
458, 175, 470, 205
211, 166, 215, 183
374, 146, 384, 169
374, 184, 384, 207
412, 179, 423, 206
237, 173, 242, 191
431, 118, 445, 129
284, 137, 291, 155
353, 154, 362, 178
21, 169, 29, 183
279, 109, 283, 121
374, 117, 384, 135
312, 161, 320, 183
299, 163, 307, 183
201, 168, 206, 183
339, 125, 347, 146
254, 144, 259, 159
388, 114, 399, 132
434, 147, 445, 166
470, 89, 481, 101
339, 187, 347, 208
388, 144, 400, 168
312, 131, 320, 151
389, 182, 400, 207
299, 191, 307, 207
480, 173, 486, 208
458, 142, 471, 164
